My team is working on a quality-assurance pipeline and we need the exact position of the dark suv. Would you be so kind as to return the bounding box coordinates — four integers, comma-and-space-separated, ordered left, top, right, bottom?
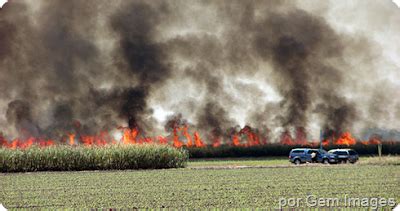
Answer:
289, 148, 338, 164
328, 149, 359, 163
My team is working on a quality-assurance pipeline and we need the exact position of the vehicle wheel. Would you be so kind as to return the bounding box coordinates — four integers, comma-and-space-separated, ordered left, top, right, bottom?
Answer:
323, 159, 329, 164
294, 159, 301, 165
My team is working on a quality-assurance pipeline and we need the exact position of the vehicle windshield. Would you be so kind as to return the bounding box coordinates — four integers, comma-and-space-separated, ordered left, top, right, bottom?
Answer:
348, 150, 358, 155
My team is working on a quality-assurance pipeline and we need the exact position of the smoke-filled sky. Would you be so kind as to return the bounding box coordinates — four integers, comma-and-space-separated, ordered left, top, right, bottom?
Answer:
0, 0, 399, 141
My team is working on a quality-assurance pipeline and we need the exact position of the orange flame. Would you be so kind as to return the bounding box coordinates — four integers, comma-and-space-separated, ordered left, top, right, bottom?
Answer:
0, 123, 389, 149
232, 134, 240, 146
193, 131, 205, 147
280, 130, 294, 145
68, 133, 75, 146
240, 126, 261, 146
121, 127, 138, 144
182, 125, 193, 147
334, 132, 356, 145
361, 137, 382, 145
172, 127, 183, 147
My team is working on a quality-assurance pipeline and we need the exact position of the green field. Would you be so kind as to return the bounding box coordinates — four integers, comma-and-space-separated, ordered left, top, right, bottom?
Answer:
188, 157, 288, 168
1, 157, 399, 209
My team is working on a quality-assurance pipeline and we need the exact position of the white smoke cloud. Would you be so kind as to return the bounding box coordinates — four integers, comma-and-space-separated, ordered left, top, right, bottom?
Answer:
0, 0, 7, 8
393, 0, 400, 8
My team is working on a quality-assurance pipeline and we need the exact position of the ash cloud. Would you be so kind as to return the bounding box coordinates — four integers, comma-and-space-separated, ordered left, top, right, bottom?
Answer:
0, 0, 399, 142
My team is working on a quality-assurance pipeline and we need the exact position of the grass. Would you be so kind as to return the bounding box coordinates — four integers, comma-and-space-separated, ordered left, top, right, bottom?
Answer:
359, 155, 400, 166
189, 156, 400, 167
1, 157, 399, 209
188, 157, 288, 167
0, 144, 188, 172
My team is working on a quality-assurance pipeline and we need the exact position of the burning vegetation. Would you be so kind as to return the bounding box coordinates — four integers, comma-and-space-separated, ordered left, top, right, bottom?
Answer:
0, 124, 388, 150
0, 1, 400, 150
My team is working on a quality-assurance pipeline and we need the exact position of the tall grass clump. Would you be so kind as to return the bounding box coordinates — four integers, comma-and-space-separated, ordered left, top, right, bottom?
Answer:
0, 144, 188, 172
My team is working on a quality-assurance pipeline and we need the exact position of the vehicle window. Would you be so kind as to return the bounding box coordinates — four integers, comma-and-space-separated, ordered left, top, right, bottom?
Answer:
348, 150, 357, 155
335, 151, 348, 155
292, 150, 304, 153
319, 150, 327, 154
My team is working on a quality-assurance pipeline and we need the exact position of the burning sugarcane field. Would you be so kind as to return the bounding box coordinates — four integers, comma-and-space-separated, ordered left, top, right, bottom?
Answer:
0, 0, 400, 209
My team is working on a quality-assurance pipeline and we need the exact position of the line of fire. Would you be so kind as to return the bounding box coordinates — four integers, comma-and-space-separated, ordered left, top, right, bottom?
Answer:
0, 121, 388, 149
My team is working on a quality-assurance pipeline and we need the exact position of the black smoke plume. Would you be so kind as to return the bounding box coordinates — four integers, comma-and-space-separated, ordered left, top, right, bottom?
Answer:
0, 0, 399, 142
109, 1, 172, 131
